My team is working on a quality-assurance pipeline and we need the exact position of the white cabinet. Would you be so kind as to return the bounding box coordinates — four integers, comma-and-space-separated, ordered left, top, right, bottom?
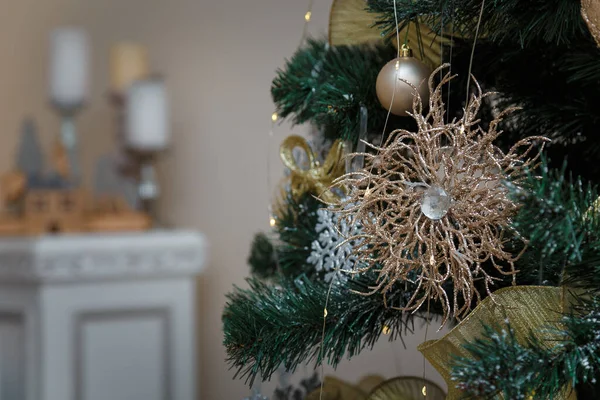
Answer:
0, 230, 207, 400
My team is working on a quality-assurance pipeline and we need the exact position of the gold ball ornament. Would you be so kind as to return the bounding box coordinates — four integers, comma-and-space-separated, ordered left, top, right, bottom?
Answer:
376, 46, 433, 116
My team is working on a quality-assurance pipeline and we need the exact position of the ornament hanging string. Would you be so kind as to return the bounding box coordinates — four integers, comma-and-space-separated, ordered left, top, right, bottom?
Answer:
422, 298, 431, 399
267, 114, 277, 226
465, 0, 486, 105
366, 0, 403, 190
318, 277, 337, 400
445, 8, 455, 123
375, 0, 403, 151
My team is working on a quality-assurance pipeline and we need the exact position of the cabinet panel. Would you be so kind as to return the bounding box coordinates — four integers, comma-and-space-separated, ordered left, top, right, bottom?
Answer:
0, 312, 25, 400
75, 309, 170, 400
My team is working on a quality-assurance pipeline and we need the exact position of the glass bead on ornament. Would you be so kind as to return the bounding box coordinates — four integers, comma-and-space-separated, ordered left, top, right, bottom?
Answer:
420, 185, 452, 220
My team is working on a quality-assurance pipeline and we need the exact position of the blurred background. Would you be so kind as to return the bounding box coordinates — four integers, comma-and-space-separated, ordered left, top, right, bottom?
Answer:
0, 1, 444, 398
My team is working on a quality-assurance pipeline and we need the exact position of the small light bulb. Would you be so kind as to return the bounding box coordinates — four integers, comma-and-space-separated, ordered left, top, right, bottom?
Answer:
395, 60, 400, 71
271, 112, 278, 122
269, 217, 276, 227
323, 308, 328, 318
305, 11, 312, 22
382, 325, 391, 335
422, 386, 427, 397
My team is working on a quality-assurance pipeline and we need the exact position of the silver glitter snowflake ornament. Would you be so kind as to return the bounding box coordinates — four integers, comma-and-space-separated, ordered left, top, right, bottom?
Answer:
307, 207, 364, 283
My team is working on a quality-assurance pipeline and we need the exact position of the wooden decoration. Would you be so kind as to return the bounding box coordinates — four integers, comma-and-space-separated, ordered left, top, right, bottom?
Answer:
86, 213, 150, 232
0, 215, 25, 236
24, 189, 87, 234
1, 171, 27, 206
86, 195, 151, 232
0, 128, 152, 236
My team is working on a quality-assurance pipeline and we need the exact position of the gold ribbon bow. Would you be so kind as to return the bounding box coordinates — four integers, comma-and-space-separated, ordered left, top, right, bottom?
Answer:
418, 286, 577, 400
280, 135, 346, 203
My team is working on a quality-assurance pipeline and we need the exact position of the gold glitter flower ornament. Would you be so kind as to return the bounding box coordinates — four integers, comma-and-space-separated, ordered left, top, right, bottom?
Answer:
332, 65, 549, 324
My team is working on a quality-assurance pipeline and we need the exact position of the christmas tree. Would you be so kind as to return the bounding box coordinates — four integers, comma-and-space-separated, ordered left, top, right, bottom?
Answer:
223, 1, 600, 398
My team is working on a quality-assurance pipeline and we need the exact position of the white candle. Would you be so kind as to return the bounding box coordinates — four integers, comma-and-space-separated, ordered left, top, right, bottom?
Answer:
125, 79, 169, 151
49, 27, 90, 108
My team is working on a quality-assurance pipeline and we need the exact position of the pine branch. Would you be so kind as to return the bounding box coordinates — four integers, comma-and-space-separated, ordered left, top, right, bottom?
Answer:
457, 40, 600, 181
367, 0, 589, 47
271, 38, 414, 142
223, 273, 423, 385
451, 296, 600, 399
248, 233, 278, 279
271, 39, 329, 126
509, 160, 600, 286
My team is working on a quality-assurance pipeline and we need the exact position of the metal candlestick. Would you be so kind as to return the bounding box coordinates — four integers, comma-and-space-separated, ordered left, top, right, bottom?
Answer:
108, 93, 138, 177
53, 103, 83, 184
126, 150, 163, 225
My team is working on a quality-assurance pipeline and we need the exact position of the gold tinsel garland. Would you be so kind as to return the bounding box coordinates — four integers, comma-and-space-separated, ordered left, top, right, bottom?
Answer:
418, 286, 577, 400
331, 65, 549, 323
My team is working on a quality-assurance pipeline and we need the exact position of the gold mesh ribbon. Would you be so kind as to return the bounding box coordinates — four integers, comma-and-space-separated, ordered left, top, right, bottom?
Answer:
306, 376, 445, 400
582, 0, 600, 46
328, 0, 487, 68
328, 0, 446, 67
280, 136, 346, 203
367, 377, 446, 400
418, 286, 577, 400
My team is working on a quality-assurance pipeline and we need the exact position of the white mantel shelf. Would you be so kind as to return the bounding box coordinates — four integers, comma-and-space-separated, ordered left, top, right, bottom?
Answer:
0, 230, 207, 283
0, 230, 207, 400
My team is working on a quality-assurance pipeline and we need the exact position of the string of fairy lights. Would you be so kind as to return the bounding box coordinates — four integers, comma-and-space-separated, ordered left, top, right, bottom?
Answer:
267, 3, 314, 229
254, 3, 315, 398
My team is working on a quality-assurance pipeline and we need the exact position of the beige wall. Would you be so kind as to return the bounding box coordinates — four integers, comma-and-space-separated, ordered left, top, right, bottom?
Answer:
0, 1, 446, 398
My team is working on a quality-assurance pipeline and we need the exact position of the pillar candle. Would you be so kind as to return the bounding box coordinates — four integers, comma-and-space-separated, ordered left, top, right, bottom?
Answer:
125, 79, 169, 151
49, 27, 90, 109
110, 43, 149, 94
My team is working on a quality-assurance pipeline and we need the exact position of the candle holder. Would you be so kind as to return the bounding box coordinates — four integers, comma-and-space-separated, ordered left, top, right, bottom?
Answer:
108, 92, 139, 177
125, 149, 164, 225
122, 77, 169, 225
52, 101, 84, 185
